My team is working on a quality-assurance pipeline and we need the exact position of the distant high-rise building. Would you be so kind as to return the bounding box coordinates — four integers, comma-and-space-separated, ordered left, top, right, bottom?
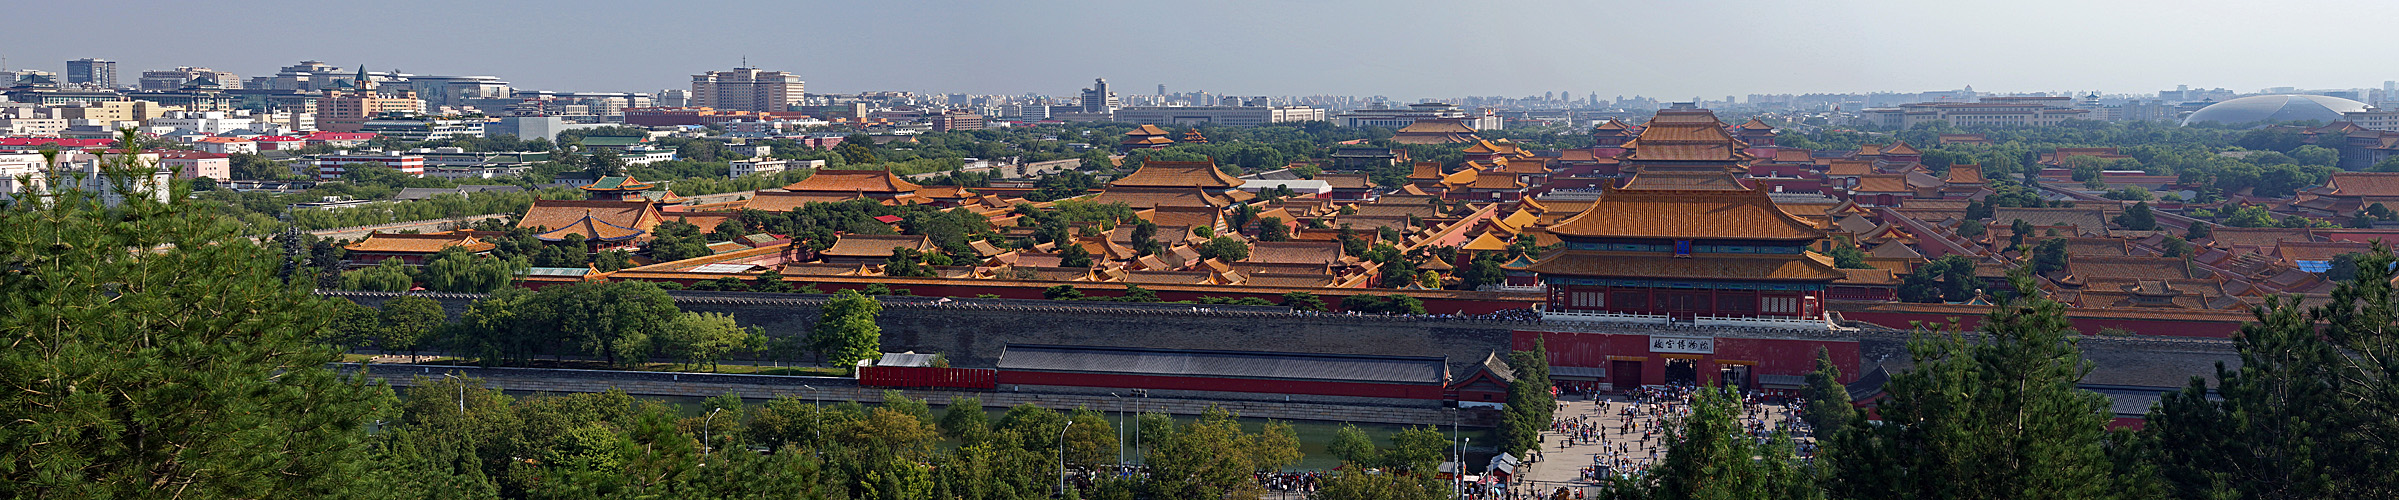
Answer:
266, 60, 345, 91
1079, 78, 1119, 113
690, 67, 804, 112
65, 59, 116, 88
1157, 84, 1166, 96
139, 67, 243, 91
657, 89, 689, 107
1, 69, 56, 86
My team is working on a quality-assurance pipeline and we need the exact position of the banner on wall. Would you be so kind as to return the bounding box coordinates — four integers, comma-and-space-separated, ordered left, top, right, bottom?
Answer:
1648, 336, 1714, 354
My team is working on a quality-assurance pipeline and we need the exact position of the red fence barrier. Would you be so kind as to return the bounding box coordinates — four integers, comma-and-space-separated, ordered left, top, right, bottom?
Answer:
858, 365, 998, 390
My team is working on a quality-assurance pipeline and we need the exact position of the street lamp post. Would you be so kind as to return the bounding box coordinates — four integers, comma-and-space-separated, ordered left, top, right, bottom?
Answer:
1109, 393, 1124, 474
1058, 421, 1076, 497
702, 407, 724, 456
1448, 437, 1468, 495
801, 385, 821, 448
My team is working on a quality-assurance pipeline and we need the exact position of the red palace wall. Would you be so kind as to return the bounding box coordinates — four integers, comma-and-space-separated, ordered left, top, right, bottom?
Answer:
994, 370, 1448, 400
1834, 305, 2243, 338
1512, 330, 1862, 389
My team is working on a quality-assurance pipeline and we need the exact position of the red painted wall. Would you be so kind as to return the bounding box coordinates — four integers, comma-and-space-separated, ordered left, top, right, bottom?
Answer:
995, 370, 1448, 400
1510, 330, 1862, 386
859, 366, 998, 389
1837, 309, 2242, 338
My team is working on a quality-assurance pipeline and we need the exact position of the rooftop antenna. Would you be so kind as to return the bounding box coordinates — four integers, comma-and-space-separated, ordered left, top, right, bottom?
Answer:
741, 55, 748, 68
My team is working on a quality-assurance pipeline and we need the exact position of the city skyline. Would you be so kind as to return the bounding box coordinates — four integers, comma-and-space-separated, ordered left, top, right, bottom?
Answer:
5, 0, 2397, 101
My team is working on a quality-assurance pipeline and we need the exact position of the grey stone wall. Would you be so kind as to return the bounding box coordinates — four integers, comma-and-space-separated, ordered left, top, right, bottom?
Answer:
324, 291, 1528, 375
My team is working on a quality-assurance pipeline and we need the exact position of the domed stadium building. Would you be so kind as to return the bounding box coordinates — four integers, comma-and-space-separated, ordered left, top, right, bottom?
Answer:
2181, 94, 2370, 126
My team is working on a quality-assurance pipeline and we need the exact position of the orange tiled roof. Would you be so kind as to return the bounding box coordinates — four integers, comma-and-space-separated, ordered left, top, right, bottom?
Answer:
1838, 268, 1899, 286
1501, 158, 1550, 174
1620, 169, 1749, 190
743, 190, 865, 211
345, 231, 494, 254
1126, 124, 1171, 136
821, 234, 933, 258
2276, 240, 2370, 265
1825, 160, 1873, 177
1528, 251, 1844, 282
1735, 118, 1775, 131
1440, 168, 1480, 187
1547, 188, 1823, 241
1619, 109, 1753, 162
1111, 160, 1243, 189
2311, 172, 2399, 197
1462, 231, 1510, 251
1943, 164, 1985, 184
1247, 241, 1344, 265
534, 213, 648, 242
915, 186, 976, 199
1594, 119, 1633, 132
1470, 172, 1522, 190
1880, 141, 1921, 155
784, 168, 922, 193
2067, 255, 2197, 281
1391, 120, 1480, 144
1852, 174, 1912, 193
1090, 186, 1229, 209
519, 199, 660, 233
1464, 140, 1504, 154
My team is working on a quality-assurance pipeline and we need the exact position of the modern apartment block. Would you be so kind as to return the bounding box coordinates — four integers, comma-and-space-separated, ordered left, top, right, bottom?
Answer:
691, 67, 804, 112
66, 59, 117, 88
139, 67, 242, 91
317, 89, 425, 133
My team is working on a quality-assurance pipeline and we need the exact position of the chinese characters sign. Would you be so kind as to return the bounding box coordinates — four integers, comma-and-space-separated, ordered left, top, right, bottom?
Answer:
1649, 336, 1714, 354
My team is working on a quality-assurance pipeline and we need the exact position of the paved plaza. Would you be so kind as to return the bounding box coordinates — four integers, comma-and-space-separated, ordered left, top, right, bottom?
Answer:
1512, 390, 1814, 496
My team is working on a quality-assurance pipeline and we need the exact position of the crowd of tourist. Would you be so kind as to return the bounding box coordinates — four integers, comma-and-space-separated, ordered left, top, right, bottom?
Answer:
1256, 470, 1321, 495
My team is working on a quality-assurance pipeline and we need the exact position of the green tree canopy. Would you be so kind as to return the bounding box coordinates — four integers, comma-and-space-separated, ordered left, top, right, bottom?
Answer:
809, 289, 884, 370
0, 133, 393, 497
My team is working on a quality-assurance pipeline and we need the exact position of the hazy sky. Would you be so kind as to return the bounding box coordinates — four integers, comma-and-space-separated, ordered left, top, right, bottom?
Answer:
9, 0, 2395, 100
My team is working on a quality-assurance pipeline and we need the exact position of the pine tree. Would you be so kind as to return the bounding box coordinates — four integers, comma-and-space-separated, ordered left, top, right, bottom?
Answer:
1801, 347, 1857, 432
1837, 273, 2121, 500
1640, 387, 1821, 500
2145, 295, 2343, 499
0, 131, 393, 496
1500, 339, 1555, 455
2291, 244, 2399, 497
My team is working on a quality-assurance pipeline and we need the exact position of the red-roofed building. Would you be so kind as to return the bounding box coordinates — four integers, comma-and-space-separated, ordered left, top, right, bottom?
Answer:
251, 135, 308, 151
0, 138, 116, 150
192, 136, 257, 155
